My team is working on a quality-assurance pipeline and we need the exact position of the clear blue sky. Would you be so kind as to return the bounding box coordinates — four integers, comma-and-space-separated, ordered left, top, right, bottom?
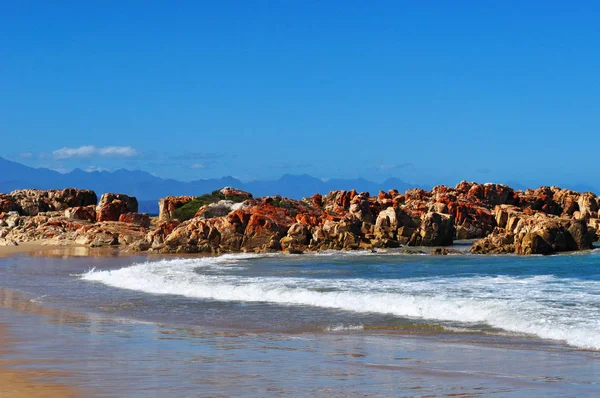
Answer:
1, 1, 599, 187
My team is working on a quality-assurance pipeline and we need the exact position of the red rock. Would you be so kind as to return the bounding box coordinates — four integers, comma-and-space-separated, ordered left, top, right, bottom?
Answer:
310, 193, 323, 208
119, 212, 151, 228
378, 191, 391, 200
0, 194, 20, 214
147, 220, 180, 247
96, 200, 125, 222
65, 205, 96, 222
158, 196, 194, 221
96, 193, 138, 222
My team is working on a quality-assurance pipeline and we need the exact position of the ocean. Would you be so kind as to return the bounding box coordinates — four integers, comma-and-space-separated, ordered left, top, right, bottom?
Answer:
2, 246, 600, 396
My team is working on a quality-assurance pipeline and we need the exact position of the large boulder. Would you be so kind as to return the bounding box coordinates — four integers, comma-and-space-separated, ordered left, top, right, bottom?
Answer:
280, 223, 310, 253
0, 194, 20, 214
412, 212, 455, 246
158, 196, 195, 221
65, 205, 96, 222
96, 193, 138, 222
147, 220, 180, 248
471, 228, 516, 254
119, 212, 151, 228
349, 192, 374, 223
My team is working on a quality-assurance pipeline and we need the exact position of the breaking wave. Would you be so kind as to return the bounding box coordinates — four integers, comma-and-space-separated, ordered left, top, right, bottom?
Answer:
82, 255, 600, 350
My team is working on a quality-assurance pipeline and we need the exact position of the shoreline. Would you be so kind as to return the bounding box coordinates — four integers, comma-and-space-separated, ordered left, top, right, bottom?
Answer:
1, 238, 597, 260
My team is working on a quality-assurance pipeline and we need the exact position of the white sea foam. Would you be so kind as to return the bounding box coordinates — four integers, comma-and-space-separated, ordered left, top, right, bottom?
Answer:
324, 324, 364, 332
82, 256, 600, 350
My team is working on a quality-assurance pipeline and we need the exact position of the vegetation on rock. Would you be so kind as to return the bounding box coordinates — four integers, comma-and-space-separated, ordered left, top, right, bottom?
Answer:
171, 190, 248, 222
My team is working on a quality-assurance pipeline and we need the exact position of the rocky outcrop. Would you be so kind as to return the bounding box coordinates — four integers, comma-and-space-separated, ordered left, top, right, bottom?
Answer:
147, 220, 180, 248
147, 182, 599, 255
96, 193, 138, 222
1, 183, 598, 256
414, 212, 455, 246
0, 194, 20, 214
65, 205, 96, 222
471, 209, 595, 255
158, 196, 194, 221
0, 189, 149, 248
8, 189, 97, 216
119, 212, 151, 228
74, 222, 148, 247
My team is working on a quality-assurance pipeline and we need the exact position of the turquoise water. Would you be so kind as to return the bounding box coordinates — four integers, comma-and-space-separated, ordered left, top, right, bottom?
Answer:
2, 248, 600, 396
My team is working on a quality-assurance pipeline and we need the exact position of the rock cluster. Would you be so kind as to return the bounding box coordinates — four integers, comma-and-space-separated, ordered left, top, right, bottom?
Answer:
471, 204, 596, 255
1, 183, 598, 255
7, 189, 97, 216
0, 189, 149, 248
146, 183, 600, 255
150, 189, 458, 254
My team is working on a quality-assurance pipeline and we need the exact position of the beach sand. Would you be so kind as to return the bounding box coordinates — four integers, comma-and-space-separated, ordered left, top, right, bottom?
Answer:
0, 324, 82, 398
0, 241, 142, 259
0, 242, 50, 258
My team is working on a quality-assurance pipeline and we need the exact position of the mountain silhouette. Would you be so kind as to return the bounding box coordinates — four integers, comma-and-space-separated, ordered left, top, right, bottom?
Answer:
2, 156, 597, 215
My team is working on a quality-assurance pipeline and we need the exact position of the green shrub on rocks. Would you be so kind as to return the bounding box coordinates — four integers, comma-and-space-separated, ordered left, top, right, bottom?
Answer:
172, 190, 247, 222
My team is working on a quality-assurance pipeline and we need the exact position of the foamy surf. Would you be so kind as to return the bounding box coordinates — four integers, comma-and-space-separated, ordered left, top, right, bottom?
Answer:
324, 324, 364, 332
82, 256, 600, 350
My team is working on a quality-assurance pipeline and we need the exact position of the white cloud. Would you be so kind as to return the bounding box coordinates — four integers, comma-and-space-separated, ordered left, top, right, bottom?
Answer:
19, 152, 33, 159
53, 145, 138, 159
50, 167, 71, 174
85, 166, 111, 172
190, 163, 206, 169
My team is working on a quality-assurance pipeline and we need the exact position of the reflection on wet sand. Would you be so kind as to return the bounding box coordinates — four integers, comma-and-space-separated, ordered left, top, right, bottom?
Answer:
0, 242, 152, 259
1, 322, 83, 397
0, 289, 91, 327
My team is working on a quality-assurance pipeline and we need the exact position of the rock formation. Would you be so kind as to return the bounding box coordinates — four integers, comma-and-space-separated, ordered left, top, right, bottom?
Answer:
96, 193, 138, 222
8, 188, 97, 216
0, 183, 598, 255
158, 196, 195, 221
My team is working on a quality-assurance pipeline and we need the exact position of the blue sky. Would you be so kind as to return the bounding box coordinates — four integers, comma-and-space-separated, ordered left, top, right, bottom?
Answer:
1, 1, 599, 187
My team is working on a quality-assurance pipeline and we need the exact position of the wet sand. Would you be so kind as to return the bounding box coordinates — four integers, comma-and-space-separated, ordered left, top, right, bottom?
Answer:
0, 244, 100, 397
0, 242, 53, 258
0, 323, 82, 397
0, 241, 143, 259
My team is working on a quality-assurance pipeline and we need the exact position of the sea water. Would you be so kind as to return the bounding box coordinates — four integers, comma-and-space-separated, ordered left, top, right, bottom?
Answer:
81, 249, 600, 350
2, 248, 600, 396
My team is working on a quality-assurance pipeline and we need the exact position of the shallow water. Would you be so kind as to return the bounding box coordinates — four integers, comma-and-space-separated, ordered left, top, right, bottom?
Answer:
2, 249, 600, 396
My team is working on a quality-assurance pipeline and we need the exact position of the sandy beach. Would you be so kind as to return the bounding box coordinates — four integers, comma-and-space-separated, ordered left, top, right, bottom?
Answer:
0, 242, 50, 258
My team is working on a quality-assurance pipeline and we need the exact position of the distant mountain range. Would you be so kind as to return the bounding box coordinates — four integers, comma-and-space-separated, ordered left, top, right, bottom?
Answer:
0, 156, 429, 214
2, 156, 598, 215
